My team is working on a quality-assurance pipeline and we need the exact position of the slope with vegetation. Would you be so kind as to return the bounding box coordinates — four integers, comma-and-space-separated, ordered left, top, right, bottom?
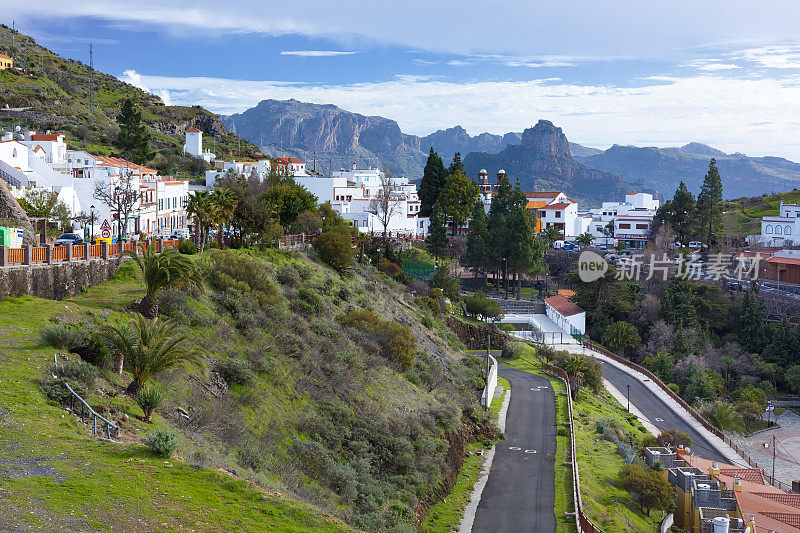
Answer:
0, 25, 260, 178
0, 238, 494, 531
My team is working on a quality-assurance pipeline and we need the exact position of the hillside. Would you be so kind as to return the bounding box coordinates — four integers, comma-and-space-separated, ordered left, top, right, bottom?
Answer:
0, 25, 261, 177
0, 247, 492, 532
576, 142, 800, 199
463, 120, 649, 207
723, 189, 800, 237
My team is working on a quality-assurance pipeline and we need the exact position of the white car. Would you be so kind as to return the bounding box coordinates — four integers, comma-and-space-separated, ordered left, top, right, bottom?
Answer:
170, 228, 191, 240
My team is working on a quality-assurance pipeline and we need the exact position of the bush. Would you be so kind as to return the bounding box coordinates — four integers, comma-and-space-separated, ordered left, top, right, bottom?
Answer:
313, 231, 354, 271
377, 257, 403, 279
421, 316, 434, 329
463, 291, 503, 322
40, 323, 83, 350
204, 250, 280, 306
137, 383, 165, 423
40, 378, 86, 404
385, 325, 416, 372
276, 264, 301, 287
298, 288, 324, 313
430, 266, 461, 301
146, 428, 179, 457
178, 238, 197, 255
157, 288, 199, 326
53, 360, 99, 390
214, 358, 254, 385
557, 426, 569, 436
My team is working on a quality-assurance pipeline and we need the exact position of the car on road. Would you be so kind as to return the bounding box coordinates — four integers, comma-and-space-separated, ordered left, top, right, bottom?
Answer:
688, 241, 705, 249
53, 233, 84, 246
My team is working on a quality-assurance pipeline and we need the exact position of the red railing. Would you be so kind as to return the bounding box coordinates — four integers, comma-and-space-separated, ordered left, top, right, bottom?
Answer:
7, 248, 24, 265
3, 239, 188, 267
52, 246, 67, 262
89, 244, 103, 258
108, 243, 120, 256
541, 361, 604, 533
73, 245, 86, 260
583, 340, 797, 494
278, 233, 357, 247
31, 247, 46, 263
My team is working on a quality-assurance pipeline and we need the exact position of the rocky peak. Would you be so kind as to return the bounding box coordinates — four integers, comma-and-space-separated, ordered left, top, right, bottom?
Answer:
520, 120, 571, 159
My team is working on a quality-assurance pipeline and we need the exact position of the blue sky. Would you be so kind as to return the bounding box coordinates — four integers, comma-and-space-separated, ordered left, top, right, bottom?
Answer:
7, 1, 800, 159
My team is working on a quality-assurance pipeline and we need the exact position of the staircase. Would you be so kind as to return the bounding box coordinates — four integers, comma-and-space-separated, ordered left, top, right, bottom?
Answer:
494, 298, 545, 314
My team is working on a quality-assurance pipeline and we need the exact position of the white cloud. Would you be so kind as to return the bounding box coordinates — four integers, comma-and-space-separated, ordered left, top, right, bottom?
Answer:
280, 50, 356, 57
120, 69, 149, 92
684, 59, 741, 71
734, 46, 800, 69
116, 70, 800, 160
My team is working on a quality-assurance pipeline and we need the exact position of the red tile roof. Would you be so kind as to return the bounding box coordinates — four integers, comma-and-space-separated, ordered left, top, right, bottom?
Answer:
31, 134, 61, 141
545, 295, 584, 317
767, 256, 800, 266
525, 191, 562, 198
185, 127, 201, 133
720, 468, 766, 485
0, 54, 11, 60
276, 157, 305, 164
96, 156, 158, 175
541, 202, 573, 210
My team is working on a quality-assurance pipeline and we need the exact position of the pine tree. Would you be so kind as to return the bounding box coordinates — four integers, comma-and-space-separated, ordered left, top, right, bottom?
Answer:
671, 181, 696, 245
696, 159, 724, 244
116, 99, 153, 164
427, 202, 448, 260
507, 202, 544, 299
448, 152, 463, 175
419, 148, 447, 217
466, 200, 489, 289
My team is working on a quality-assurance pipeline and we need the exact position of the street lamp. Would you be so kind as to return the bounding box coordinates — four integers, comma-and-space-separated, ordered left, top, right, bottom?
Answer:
503, 257, 508, 299
89, 204, 95, 243
626, 383, 631, 413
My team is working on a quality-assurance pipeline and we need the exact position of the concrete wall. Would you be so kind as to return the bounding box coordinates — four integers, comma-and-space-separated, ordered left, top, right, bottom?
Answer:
481, 353, 498, 407
0, 258, 123, 300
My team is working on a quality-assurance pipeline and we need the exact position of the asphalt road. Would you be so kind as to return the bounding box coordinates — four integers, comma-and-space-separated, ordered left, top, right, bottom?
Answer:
600, 361, 729, 464
472, 364, 557, 533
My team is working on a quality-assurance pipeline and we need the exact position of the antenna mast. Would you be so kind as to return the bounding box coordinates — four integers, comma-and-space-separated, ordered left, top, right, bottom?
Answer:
89, 43, 94, 110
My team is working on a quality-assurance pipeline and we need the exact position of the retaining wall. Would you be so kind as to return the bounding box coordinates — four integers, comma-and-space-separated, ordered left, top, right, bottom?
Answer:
0, 258, 124, 300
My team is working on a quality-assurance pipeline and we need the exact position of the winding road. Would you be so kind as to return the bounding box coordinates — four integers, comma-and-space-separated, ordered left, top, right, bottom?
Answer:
471, 364, 557, 533
600, 361, 730, 463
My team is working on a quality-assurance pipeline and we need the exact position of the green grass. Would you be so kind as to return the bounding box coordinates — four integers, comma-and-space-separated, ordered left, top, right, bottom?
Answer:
723, 189, 800, 237
0, 279, 356, 531
420, 377, 510, 533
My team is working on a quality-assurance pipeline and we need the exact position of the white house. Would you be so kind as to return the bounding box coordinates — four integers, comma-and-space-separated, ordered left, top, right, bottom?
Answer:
751, 200, 800, 247
588, 192, 660, 247
544, 294, 586, 336
183, 128, 215, 163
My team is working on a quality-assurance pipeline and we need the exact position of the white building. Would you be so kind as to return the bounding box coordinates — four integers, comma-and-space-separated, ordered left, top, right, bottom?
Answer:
183, 128, 215, 163
587, 192, 660, 247
544, 294, 586, 336
751, 200, 800, 247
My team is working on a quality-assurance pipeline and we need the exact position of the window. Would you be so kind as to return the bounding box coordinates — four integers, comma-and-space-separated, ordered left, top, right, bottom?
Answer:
776, 225, 783, 235
787, 226, 792, 235
619, 223, 631, 230
765, 225, 773, 234
555, 211, 561, 218
636, 224, 648, 230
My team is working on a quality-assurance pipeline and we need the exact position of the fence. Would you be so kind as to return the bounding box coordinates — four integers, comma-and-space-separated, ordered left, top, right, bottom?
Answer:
541, 361, 604, 533
583, 340, 798, 494
1, 239, 181, 267
277, 232, 357, 248
52, 354, 118, 440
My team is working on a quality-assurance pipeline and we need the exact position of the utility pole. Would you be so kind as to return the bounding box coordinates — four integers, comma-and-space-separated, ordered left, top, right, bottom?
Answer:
89, 43, 94, 110
772, 435, 776, 484
626, 383, 631, 412
313, 150, 316, 174
485, 332, 491, 409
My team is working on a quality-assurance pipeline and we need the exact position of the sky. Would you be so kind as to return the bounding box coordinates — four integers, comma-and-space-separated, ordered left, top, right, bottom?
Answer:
6, 1, 800, 159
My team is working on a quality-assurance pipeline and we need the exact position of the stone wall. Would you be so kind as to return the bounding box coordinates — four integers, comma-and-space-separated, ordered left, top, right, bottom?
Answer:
0, 179, 36, 244
0, 258, 123, 300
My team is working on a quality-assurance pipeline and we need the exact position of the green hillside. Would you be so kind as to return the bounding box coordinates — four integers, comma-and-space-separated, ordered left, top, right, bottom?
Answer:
0, 248, 491, 531
0, 25, 261, 177
723, 189, 800, 237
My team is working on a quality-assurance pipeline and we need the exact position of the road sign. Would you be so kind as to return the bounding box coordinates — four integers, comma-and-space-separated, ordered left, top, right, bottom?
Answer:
100, 219, 111, 231
101, 229, 110, 238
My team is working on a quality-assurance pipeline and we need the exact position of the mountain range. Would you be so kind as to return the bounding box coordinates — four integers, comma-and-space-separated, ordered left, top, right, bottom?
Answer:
224, 99, 800, 203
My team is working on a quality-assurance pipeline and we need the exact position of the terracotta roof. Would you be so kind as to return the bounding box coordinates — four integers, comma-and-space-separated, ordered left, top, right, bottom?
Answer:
752, 492, 800, 509
32, 145, 44, 153
185, 127, 201, 133
558, 289, 576, 297
767, 256, 800, 266
96, 156, 158, 175
720, 468, 766, 484
545, 295, 584, 317
0, 54, 11, 60
276, 157, 305, 164
541, 202, 573, 210
31, 134, 61, 141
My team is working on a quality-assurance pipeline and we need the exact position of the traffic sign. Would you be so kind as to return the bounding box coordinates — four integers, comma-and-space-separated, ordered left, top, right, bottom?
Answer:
100, 219, 111, 231
101, 229, 111, 238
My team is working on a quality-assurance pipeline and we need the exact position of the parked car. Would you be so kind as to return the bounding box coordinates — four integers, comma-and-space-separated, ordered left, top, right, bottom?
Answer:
53, 233, 84, 246
170, 228, 190, 240
688, 241, 704, 249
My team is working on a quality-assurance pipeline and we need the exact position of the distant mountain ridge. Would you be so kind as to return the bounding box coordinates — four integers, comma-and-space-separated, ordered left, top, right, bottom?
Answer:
224, 98, 800, 199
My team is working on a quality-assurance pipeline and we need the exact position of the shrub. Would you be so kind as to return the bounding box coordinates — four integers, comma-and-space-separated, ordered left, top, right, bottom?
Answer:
40, 378, 86, 404
277, 264, 301, 287
421, 316, 434, 329
40, 323, 83, 350
313, 231, 354, 271
557, 426, 569, 436
137, 383, 165, 423
298, 288, 324, 313
385, 324, 416, 372
157, 288, 199, 326
417, 296, 441, 316
178, 238, 197, 255
462, 291, 503, 322
146, 428, 179, 457
53, 360, 99, 390
293, 300, 318, 317
214, 358, 254, 385
430, 266, 461, 301
204, 250, 280, 306
377, 257, 403, 278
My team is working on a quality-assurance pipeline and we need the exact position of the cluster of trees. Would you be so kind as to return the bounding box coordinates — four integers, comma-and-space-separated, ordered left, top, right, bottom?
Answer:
464, 174, 546, 298
619, 464, 674, 517
653, 159, 724, 245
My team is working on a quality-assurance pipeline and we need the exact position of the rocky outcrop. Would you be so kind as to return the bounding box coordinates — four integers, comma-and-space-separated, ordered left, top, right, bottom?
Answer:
0, 179, 35, 244
0, 259, 123, 300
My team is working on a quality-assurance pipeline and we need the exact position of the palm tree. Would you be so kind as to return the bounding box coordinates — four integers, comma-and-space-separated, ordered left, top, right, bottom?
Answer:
564, 353, 588, 399
542, 225, 563, 247
124, 244, 203, 319
211, 188, 238, 247
701, 401, 745, 434
186, 191, 214, 251
355, 231, 371, 264
601, 321, 642, 358
103, 313, 203, 394
576, 232, 594, 246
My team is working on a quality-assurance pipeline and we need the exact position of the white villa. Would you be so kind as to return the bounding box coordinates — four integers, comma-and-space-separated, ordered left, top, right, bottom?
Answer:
587, 192, 660, 247
750, 200, 800, 247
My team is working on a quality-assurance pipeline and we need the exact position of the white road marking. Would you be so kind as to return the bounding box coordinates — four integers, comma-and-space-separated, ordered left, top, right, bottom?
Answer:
524, 449, 537, 454
509, 446, 521, 450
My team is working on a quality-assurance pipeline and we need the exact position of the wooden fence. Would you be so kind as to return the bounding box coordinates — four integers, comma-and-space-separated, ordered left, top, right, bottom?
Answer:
1, 239, 180, 267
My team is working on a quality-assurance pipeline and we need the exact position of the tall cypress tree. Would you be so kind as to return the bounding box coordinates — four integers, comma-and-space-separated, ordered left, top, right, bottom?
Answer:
427, 202, 448, 260
116, 99, 153, 165
671, 181, 696, 245
696, 159, 723, 244
419, 148, 447, 217
465, 199, 489, 287
448, 152, 463, 175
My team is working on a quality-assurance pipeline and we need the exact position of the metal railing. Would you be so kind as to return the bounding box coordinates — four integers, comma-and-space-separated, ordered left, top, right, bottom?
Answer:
64, 382, 118, 439
583, 340, 798, 494
2, 239, 181, 267
541, 361, 605, 533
